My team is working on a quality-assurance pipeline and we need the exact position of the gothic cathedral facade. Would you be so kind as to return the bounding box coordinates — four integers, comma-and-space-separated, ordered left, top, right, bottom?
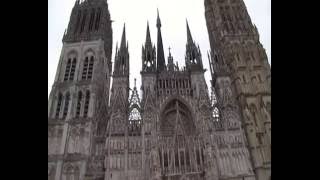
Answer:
48, 0, 271, 180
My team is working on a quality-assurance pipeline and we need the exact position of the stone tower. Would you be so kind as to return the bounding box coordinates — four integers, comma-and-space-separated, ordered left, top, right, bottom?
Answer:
205, 0, 271, 180
104, 24, 131, 180
48, 0, 112, 179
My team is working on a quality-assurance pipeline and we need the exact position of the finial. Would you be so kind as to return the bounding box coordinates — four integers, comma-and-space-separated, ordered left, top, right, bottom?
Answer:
157, 8, 161, 27
134, 78, 137, 88
168, 46, 171, 54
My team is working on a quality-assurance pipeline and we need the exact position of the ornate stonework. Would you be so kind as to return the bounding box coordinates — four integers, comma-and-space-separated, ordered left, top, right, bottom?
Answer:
48, 0, 270, 180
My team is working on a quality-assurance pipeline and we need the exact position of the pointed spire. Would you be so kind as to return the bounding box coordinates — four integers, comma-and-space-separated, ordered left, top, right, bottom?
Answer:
156, 9, 166, 72
186, 19, 193, 44
146, 21, 151, 45
157, 8, 161, 28
120, 23, 126, 49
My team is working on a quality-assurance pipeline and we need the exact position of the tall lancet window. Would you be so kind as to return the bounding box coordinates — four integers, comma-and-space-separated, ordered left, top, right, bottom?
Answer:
64, 59, 71, 81
63, 92, 70, 119
55, 93, 63, 118
82, 57, 89, 80
83, 91, 90, 117
69, 58, 77, 81
76, 91, 82, 118
87, 56, 94, 79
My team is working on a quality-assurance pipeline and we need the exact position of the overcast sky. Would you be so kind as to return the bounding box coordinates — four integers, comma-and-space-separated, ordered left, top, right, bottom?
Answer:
48, 0, 271, 97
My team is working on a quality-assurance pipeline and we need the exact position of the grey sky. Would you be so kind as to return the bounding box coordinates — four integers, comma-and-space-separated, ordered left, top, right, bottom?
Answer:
48, 0, 271, 97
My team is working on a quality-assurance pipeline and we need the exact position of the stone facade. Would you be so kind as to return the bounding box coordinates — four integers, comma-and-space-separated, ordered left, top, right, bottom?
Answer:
48, 0, 270, 180
205, 0, 271, 180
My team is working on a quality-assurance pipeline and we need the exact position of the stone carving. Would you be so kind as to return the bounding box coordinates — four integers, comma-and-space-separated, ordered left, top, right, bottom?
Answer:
219, 80, 233, 105
261, 106, 270, 122
243, 106, 254, 123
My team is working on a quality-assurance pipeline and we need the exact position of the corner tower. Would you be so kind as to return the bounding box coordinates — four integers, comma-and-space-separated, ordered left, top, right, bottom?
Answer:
205, 0, 271, 179
48, 0, 112, 179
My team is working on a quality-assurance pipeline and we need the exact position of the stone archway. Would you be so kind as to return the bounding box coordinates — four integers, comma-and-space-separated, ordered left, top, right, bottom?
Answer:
160, 98, 196, 136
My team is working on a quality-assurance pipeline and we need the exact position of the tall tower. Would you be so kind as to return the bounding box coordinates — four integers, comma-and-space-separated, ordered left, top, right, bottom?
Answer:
48, 0, 112, 179
105, 24, 130, 180
205, 0, 271, 180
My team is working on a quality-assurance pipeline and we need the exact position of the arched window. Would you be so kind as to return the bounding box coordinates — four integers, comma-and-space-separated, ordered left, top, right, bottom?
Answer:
63, 93, 70, 119
69, 58, 76, 81
95, 8, 101, 30
82, 57, 89, 80
64, 59, 71, 81
87, 56, 94, 79
80, 9, 87, 33
55, 93, 63, 118
88, 8, 95, 31
76, 91, 82, 117
83, 91, 90, 117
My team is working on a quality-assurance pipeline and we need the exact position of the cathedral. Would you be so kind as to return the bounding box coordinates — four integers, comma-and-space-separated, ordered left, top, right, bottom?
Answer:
48, 0, 271, 180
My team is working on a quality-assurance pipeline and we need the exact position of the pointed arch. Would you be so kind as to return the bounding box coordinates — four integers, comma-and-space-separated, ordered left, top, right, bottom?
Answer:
160, 97, 196, 136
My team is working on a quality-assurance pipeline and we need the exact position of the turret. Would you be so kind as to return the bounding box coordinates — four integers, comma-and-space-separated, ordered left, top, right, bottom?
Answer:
113, 24, 129, 77
142, 22, 156, 73
185, 20, 203, 71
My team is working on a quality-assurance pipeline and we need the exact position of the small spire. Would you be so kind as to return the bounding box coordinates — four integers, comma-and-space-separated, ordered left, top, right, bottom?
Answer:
168, 46, 171, 55
186, 19, 193, 44
134, 78, 137, 89
146, 22, 151, 45
157, 8, 161, 28
120, 23, 126, 49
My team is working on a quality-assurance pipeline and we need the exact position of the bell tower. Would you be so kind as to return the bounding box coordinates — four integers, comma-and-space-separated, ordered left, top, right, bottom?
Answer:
205, 0, 271, 179
48, 0, 112, 179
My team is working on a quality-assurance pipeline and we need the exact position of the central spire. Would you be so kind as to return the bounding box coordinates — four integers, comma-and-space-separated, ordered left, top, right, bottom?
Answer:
156, 9, 166, 72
